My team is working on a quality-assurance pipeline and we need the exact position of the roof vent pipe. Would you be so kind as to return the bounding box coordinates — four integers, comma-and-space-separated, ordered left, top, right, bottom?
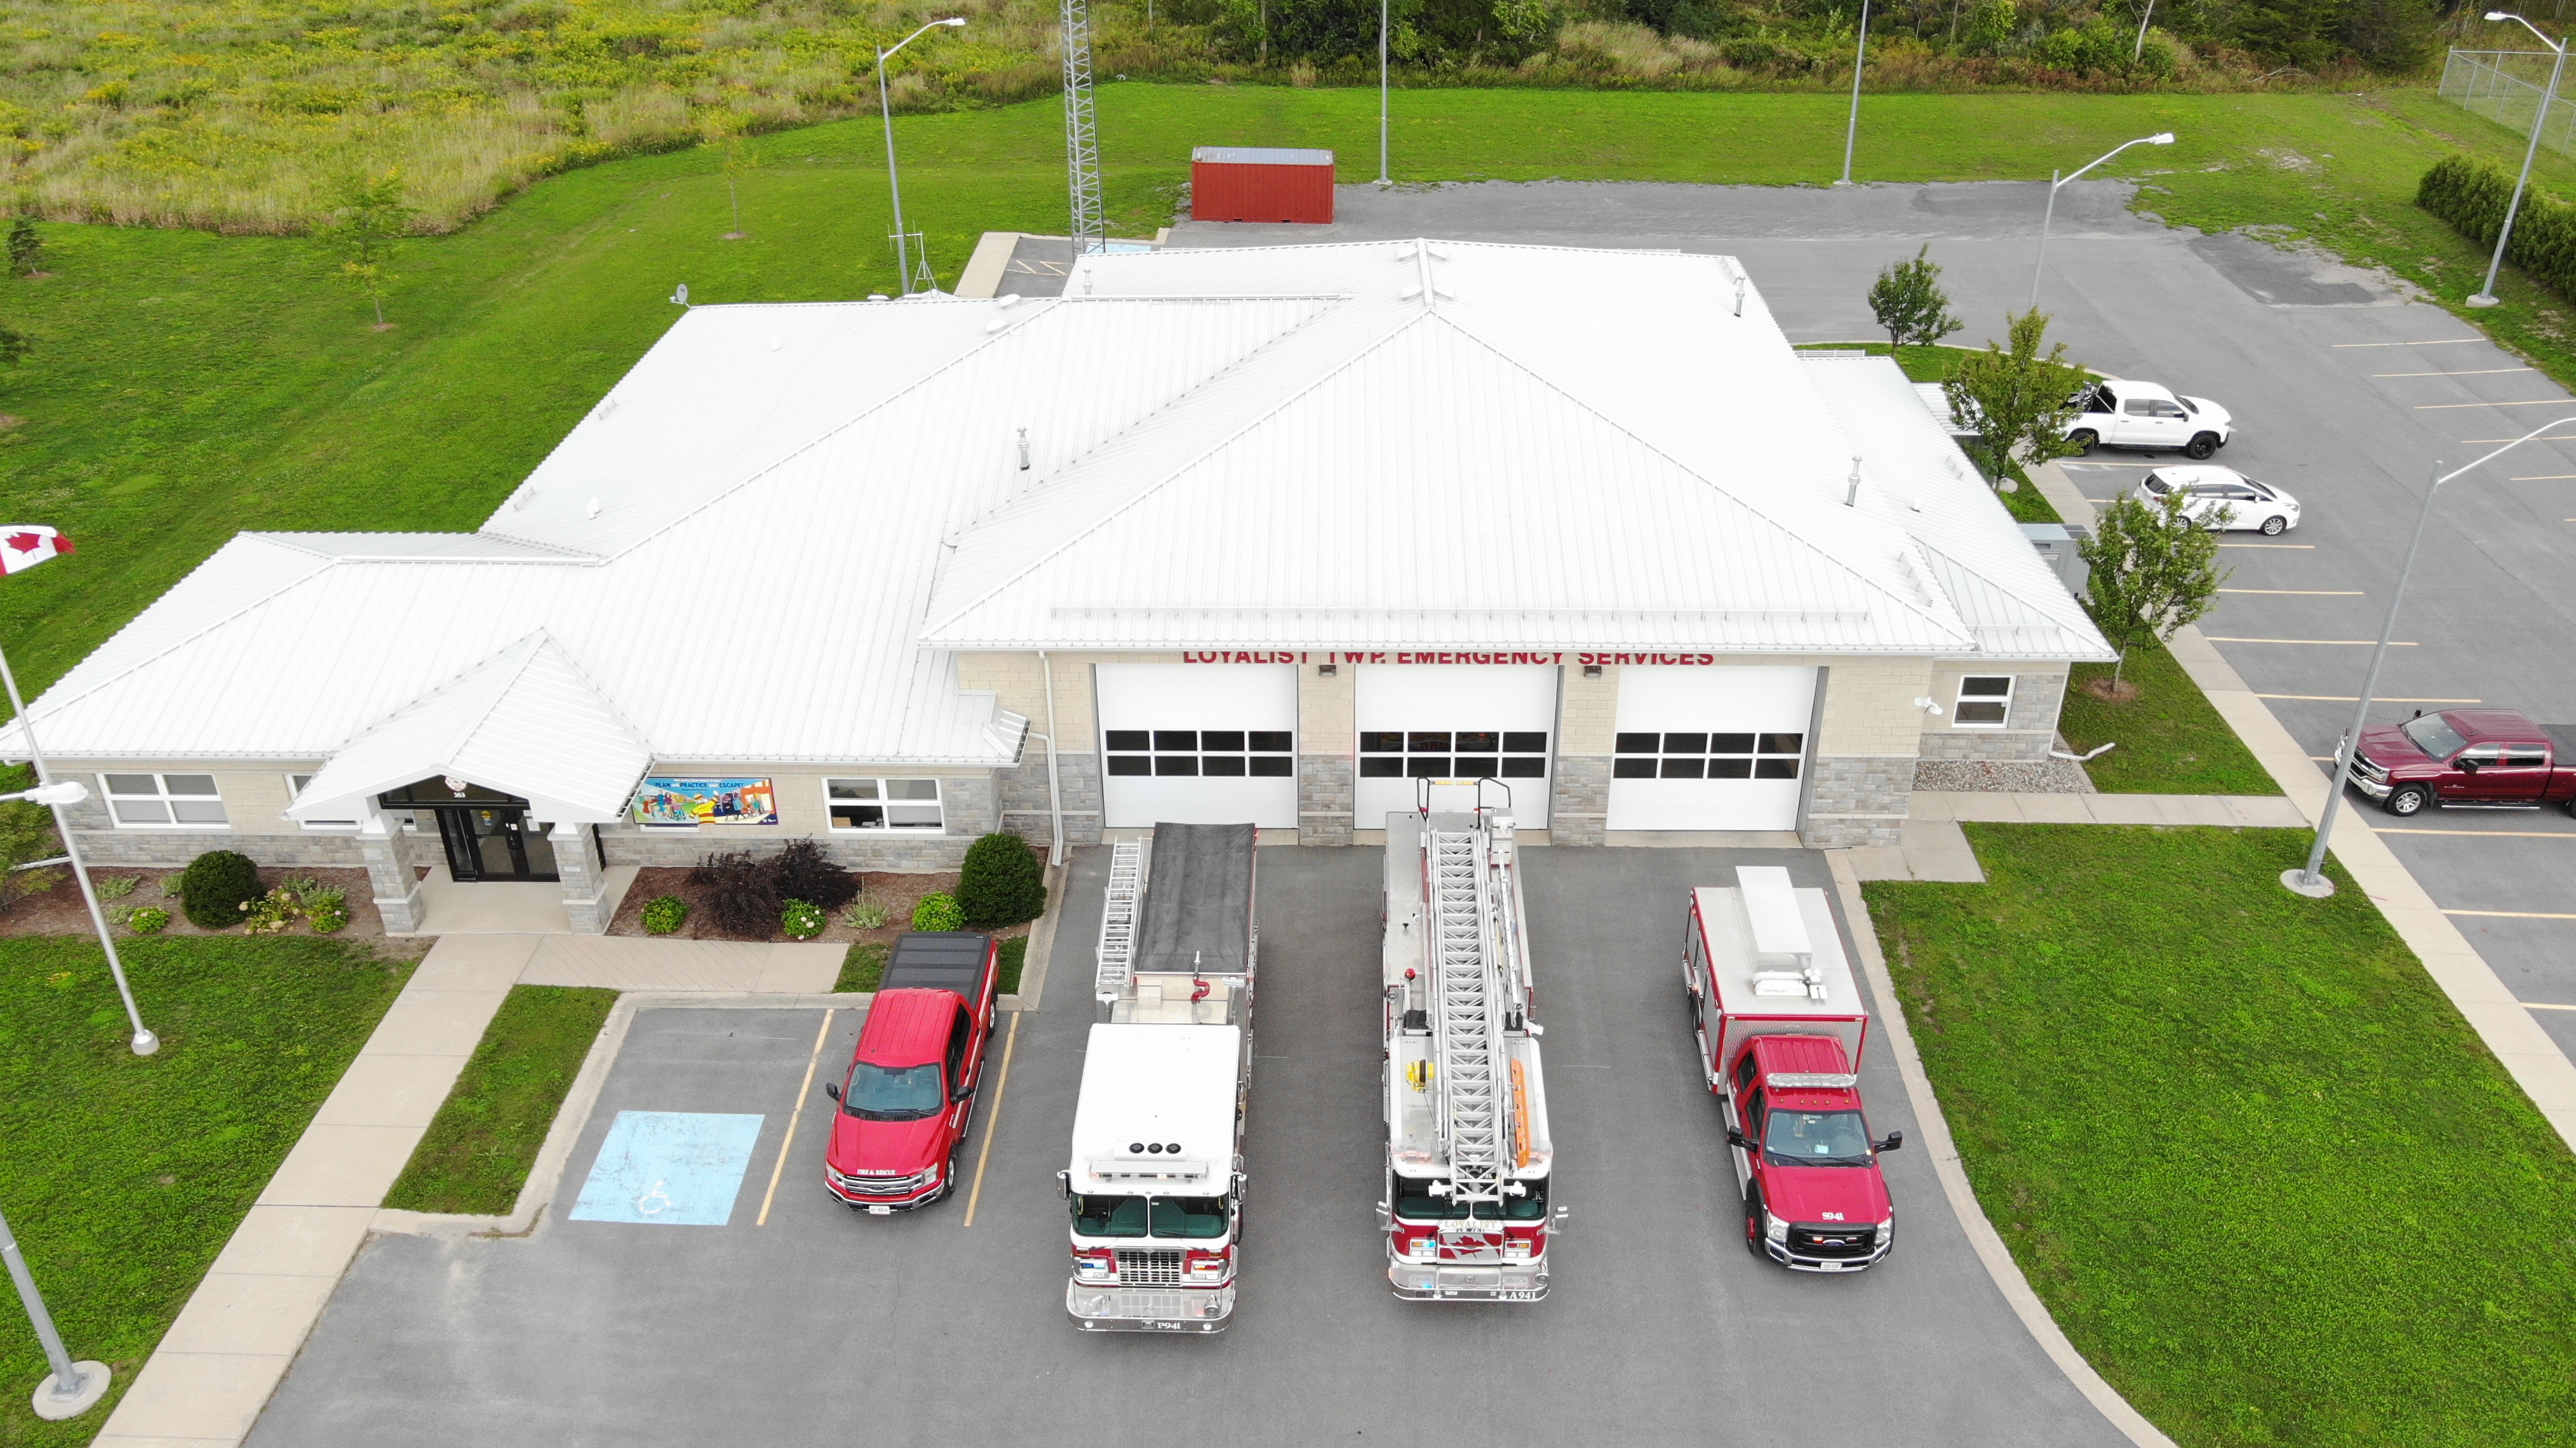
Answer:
1733, 276, 1747, 318
1845, 457, 1862, 507
1017, 428, 1031, 472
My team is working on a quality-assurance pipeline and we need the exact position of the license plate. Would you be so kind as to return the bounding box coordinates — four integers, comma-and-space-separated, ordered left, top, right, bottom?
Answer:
866, 1205, 892, 1216
1818, 1261, 1842, 1271
1143, 1320, 1186, 1332
1495, 1290, 1542, 1301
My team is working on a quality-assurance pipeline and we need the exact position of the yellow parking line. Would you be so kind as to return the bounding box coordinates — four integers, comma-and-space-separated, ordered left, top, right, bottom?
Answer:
2256, 694, 2481, 703
2205, 637, 2415, 646
2445, 909, 2576, 920
2511, 474, 2576, 481
2466, 432, 2576, 442
2416, 398, 2575, 409
2334, 337, 2484, 347
2373, 367, 2532, 377
2219, 588, 2362, 594
2380, 828, 2576, 837
759, 1008, 836, 1226
962, 1010, 1023, 1228
2217, 543, 2315, 549
2524, 1001, 2576, 1010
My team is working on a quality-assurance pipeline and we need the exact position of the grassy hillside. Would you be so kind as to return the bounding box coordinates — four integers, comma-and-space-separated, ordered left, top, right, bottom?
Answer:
4, 84, 2576, 694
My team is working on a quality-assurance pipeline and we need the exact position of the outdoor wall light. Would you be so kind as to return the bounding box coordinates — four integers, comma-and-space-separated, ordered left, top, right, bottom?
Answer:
1914, 697, 1945, 715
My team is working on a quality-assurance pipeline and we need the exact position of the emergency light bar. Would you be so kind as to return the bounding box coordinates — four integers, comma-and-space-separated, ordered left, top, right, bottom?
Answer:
1766, 1072, 1858, 1089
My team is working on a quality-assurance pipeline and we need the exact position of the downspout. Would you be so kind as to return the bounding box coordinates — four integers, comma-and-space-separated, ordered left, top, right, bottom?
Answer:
1039, 650, 1067, 868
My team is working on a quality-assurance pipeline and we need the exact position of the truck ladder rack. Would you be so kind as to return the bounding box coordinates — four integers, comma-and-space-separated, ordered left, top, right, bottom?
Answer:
1430, 828, 1506, 1205
1095, 838, 1146, 1003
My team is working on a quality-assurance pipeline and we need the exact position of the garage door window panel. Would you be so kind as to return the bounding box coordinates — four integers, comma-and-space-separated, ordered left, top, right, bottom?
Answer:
1353, 666, 1558, 827
1954, 677, 2013, 728
103, 773, 229, 828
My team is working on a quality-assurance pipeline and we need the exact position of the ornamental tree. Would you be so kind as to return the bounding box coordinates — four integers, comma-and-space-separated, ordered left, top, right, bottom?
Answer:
1867, 245, 1962, 351
1943, 307, 2088, 485
2078, 489, 2228, 694
321, 170, 413, 328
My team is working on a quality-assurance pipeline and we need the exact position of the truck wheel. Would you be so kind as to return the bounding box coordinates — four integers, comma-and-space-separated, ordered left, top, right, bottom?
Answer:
2068, 429, 2098, 456
2386, 784, 2431, 817
1743, 1188, 1767, 1259
2260, 514, 2288, 536
2185, 432, 2221, 460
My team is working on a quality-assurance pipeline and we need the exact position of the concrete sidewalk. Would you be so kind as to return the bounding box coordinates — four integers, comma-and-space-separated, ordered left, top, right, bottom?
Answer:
1910, 790, 2307, 828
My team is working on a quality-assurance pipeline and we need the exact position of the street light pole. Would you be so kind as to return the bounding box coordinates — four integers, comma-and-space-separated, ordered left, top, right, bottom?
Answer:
1, 1205, 109, 1419
2470, 11, 2568, 308
2284, 415, 2576, 897
876, 18, 967, 296
1837, 0, 1871, 187
1378, 0, 1390, 187
2030, 131, 2176, 309
0, 640, 155, 1055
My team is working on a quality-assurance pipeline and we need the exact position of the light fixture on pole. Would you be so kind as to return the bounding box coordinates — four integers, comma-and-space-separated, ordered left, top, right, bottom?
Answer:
1378, 0, 1390, 187
2468, 11, 2568, 308
0, 525, 155, 1056
2029, 131, 2175, 308
3, 1204, 110, 1419
2283, 415, 2576, 897
876, 17, 967, 296
1836, 0, 1872, 187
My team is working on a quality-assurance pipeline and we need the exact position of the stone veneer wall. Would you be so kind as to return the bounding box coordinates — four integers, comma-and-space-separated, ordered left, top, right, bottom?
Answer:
1299, 663, 1355, 843
1299, 753, 1354, 846
1548, 756, 1609, 845
1800, 757, 1910, 847
1916, 667, 2070, 764
997, 750, 1103, 850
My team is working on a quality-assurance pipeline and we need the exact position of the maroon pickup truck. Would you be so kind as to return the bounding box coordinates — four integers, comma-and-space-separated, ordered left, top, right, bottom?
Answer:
2347, 709, 2576, 817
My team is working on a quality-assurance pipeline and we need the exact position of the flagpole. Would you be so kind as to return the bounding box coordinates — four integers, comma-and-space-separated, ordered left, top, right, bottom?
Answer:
0, 633, 158, 1056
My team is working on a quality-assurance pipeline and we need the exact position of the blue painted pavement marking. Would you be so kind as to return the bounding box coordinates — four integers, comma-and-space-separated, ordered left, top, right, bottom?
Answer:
570, 1111, 766, 1226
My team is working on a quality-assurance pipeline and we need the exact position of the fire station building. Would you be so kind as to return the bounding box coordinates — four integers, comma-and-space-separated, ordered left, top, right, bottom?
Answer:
6, 239, 2110, 933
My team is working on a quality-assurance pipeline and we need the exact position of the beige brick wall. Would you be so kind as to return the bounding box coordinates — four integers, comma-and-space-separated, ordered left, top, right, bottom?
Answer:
1299, 661, 1355, 744
1559, 663, 1621, 753
1811, 656, 1938, 756
956, 650, 1197, 745
1918, 663, 2072, 741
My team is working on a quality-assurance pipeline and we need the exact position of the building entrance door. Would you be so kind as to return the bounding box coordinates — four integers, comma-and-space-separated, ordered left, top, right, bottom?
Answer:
379, 779, 562, 882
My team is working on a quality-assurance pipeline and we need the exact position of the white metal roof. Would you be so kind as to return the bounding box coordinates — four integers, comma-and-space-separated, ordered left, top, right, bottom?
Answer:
1068, 1023, 1242, 1195
9, 240, 2105, 781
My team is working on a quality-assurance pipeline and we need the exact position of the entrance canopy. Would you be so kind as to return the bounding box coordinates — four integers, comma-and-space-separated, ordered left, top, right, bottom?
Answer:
288, 632, 652, 827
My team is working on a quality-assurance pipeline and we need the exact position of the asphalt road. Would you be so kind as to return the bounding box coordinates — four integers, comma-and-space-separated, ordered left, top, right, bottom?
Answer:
1165, 180, 2576, 1068
249, 845, 2127, 1447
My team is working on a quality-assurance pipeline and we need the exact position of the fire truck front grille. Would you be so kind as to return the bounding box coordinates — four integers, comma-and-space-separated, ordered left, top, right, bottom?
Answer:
1788, 1224, 1879, 1259
1115, 1249, 1185, 1285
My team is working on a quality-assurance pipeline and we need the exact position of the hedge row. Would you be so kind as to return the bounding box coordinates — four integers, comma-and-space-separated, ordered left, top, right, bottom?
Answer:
2417, 152, 2576, 300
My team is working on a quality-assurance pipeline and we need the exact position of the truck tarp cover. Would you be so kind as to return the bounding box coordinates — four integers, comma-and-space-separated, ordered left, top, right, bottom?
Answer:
882, 931, 992, 997
1138, 822, 1256, 976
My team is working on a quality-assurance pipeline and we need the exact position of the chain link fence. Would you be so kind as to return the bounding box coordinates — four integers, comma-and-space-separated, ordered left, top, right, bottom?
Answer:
2441, 49, 2576, 158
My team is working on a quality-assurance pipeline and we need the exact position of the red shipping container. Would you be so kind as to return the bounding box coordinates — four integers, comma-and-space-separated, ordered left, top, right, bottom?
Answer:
1191, 147, 1336, 224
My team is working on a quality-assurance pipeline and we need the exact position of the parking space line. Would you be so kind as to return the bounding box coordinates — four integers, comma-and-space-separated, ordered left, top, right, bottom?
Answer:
2217, 542, 2314, 549
2062, 460, 2160, 467
2465, 432, 2576, 443
961, 1010, 1021, 1228
757, 1009, 836, 1226
2380, 828, 2576, 837
2373, 367, 2532, 377
2206, 637, 2416, 646
2257, 694, 2481, 702
2525, 1001, 2576, 1010
2511, 474, 2576, 481
2416, 399, 2572, 410
2333, 338, 2484, 347
2220, 588, 2362, 594
2444, 909, 2576, 920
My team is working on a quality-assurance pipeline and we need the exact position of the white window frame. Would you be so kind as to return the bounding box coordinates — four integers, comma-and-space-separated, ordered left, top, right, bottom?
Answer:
824, 777, 946, 833
286, 774, 361, 832
98, 772, 230, 829
1954, 676, 2014, 729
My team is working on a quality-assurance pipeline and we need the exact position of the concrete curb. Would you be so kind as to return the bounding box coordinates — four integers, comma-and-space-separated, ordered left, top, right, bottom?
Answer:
1825, 850, 2180, 1448
1012, 857, 1070, 1013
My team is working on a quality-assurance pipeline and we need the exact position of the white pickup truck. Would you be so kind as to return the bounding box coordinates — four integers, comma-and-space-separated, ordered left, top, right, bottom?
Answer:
2064, 379, 2233, 460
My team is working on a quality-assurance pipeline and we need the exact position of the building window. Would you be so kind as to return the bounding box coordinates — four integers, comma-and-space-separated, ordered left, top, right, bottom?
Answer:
1104, 730, 1294, 779
826, 778, 944, 831
287, 774, 360, 831
1357, 730, 1547, 781
1613, 733, 1803, 781
100, 773, 229, 828
1954, 676, 2013, 728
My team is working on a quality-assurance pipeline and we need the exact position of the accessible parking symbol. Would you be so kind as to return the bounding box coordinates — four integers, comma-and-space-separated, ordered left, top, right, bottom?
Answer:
570, 1111, 766, 1226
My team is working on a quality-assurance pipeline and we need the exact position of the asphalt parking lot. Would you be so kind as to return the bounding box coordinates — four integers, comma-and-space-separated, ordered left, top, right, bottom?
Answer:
249, 845, 2126, 1447
1167, 179, 2576, 1066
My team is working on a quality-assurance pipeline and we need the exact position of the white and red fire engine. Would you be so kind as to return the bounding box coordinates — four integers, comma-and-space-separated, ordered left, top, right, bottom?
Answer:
1378, 798, 1565, 1301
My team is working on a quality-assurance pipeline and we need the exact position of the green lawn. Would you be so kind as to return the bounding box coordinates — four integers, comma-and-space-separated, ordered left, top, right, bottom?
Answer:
832, 935, 1025, 995
0, 935, 413, 1447
382, 984, 617, 1217
6, 86, 2576, 695
1865, 824, 2576, 1448
2061, 637, 2276, 794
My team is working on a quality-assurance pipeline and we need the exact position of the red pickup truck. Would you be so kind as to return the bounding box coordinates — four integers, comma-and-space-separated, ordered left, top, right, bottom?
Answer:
2347, 709, 2576, 818
823, 931, 1000, 1213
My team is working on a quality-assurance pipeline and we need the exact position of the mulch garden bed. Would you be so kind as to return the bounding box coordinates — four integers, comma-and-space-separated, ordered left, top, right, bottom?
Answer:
0, 864, 420, 956
605, 868, 1033, 948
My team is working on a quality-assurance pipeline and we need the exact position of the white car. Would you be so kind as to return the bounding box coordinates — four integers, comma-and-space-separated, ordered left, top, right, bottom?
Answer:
2064, 379, 2234, 459
2135, 465, 2300, 535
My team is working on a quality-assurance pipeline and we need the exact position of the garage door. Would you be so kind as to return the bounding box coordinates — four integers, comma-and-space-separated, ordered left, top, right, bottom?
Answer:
1606, 666, 1816, 831
1355, 666, 1557, 829
1096, 663, 1298, 829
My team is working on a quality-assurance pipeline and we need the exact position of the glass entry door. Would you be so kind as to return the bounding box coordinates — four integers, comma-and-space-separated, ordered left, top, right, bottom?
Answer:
431, 806, 558, 882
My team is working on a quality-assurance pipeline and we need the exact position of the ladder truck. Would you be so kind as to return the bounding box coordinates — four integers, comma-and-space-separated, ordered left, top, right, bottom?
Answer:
1377, 798, 1565, 1302
1059, 822, 1257, 1333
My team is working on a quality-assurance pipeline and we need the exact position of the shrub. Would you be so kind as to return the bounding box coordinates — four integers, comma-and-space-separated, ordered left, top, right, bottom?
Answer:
911, 892, 964, 932
307, 885, 349, 934
93, 873, 138, 900
957, 833, 1047, 927
242, 886, 299, 934
126, 906, 169, 934
687, 849, 778, 939
767, 838, 857, 911
178, 850, 263, 928
842, 897, 890, 931
641, 894, 688, 935
2417, 154, 2576, 303
781, 899, 826, 939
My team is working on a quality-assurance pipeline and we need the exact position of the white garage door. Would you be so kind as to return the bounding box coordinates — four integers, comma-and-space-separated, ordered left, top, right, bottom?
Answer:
1355, 666, 1557, 829
1606, 666, 1817, 831
1096, 664, 1298, 829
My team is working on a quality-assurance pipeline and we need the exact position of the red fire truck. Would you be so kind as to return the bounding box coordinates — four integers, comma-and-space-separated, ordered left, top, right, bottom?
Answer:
1682, 868, 1903, 1273
1377, 799, 1566, 1301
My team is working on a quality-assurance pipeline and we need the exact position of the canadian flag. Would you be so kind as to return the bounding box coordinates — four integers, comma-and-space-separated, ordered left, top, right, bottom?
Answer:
0, 526, 71, 576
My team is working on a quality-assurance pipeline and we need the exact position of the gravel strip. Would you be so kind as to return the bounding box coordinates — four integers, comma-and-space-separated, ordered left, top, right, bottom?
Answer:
1912, 759, 2098, 794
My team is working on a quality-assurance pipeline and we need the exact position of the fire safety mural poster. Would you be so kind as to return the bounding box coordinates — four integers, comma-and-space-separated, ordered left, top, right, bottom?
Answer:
632, 777, 779, 828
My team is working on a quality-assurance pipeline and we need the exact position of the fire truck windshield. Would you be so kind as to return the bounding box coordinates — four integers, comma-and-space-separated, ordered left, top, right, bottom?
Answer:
842, 1062, 943, 1121
1391, 1177, 1549, 1223
1071, 1194, 1230, 1239
1762, 1109, 1872, 1166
